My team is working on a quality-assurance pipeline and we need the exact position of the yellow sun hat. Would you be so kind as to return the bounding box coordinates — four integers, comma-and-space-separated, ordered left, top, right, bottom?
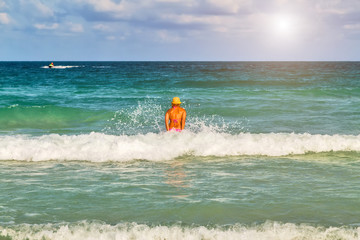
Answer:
172, 97, 182, 105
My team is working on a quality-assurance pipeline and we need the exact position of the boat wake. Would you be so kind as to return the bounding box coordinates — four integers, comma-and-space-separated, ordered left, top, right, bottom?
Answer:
41, 65, 81, 69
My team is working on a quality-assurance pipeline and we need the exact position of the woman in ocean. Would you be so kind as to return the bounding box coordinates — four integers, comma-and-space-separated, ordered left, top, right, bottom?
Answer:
165, 97, 186, 132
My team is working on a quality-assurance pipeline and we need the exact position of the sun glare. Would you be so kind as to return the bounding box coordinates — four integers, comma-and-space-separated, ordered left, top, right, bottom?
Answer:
273, 15, 294, 36
261, 13, 301, 47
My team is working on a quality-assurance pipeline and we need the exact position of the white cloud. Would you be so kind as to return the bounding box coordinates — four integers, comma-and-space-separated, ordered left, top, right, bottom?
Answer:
104, 35, 126, 41
76, 0, 126, 13
21, 0, 54, 17
68, 22, 84, 32
34, 23, 59, 30
106, 35, 116, 40
315, 7, 348, 15
344, 23, 360, 30
0, 12, 9, 24
156, 30, 181, 42
155, 0, 192, 2
66, 0, 250, 34
161, 14, 220, 25
314, 0, 360, 15
204, 0, 247, 14
34, 21, 83, 34
93, 23, 111, 32
154, 0, 196, 7
0, 0, 6, 9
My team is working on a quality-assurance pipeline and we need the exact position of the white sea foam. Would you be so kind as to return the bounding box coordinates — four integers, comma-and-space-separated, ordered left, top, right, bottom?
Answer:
0, 131, 359, 162
0, 221, 359, 240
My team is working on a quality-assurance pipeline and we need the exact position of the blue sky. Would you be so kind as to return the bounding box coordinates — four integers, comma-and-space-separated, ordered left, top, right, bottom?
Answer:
0, 0, 360, 61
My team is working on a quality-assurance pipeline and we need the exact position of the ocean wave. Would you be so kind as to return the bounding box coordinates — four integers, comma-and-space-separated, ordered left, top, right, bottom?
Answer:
0, 131, 359, 162
0, 221, 359, 240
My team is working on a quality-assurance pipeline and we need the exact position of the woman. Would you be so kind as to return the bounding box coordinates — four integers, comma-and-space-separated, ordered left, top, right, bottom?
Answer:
165, 97, 186, 132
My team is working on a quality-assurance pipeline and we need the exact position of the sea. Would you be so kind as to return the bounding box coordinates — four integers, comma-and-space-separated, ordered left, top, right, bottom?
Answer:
0, 61, 359, 240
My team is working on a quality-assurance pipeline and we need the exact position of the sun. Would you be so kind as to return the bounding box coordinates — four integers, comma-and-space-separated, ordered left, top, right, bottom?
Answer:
273, 15, 294, 36
261, 13, 302, 48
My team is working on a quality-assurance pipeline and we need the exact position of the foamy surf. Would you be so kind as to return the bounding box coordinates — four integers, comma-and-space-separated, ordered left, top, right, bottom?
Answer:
0, 221, 359, 240
0, 131, 359, 162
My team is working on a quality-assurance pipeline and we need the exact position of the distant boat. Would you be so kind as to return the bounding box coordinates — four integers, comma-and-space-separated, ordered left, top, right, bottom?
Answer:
49, 62, 54, 68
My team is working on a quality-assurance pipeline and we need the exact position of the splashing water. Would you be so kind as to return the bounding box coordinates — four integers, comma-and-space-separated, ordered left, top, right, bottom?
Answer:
102, 100, 248, 135
103, 100, 165, 135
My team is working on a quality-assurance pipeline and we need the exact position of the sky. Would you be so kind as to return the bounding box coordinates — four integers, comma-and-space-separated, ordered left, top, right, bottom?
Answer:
0, 0, 360, 61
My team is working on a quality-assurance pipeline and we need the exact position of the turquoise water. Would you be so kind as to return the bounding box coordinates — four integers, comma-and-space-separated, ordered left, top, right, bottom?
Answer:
0, 62, 360, 239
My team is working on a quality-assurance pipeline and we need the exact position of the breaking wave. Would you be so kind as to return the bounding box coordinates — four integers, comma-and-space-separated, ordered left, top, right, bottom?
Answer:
0, 131, 359, 162
0, 221, 359, 240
